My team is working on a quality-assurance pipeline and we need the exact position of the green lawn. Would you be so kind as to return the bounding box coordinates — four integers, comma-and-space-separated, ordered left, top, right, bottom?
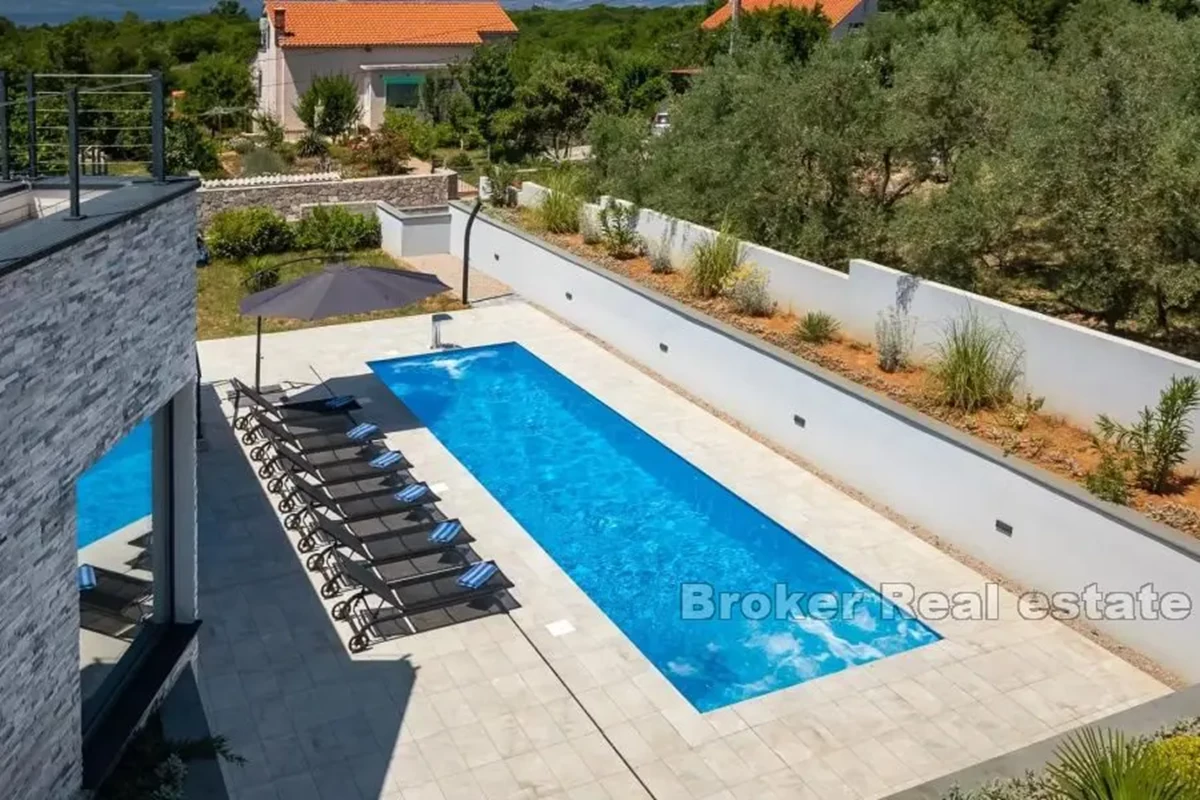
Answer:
197, 249, 463, 340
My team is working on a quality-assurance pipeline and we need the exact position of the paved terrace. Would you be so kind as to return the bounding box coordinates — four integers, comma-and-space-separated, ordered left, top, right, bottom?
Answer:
195, 302, 1169, 800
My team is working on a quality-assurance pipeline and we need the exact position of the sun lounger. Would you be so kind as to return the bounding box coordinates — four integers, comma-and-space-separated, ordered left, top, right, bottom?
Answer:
273, 456, 419, 514
268, 444, 412, 503
230, 377, 361, 431
285, 479, 440, 545
78, 565, 152, 640
329, 552, 514, 651
307, 518, 475, 596
246, 415, 384, 462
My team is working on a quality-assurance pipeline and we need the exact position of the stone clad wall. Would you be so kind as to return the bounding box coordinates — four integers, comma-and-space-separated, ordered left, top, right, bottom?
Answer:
197, 171, 457, 227
0, 192, 198, 798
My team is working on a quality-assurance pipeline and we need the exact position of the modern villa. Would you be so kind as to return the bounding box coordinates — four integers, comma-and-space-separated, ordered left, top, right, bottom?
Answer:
253, 0, 518, 132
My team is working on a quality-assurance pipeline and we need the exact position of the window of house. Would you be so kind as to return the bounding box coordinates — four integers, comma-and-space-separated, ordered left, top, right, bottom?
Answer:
383, 74, 424, 109
77, 409, 171, 728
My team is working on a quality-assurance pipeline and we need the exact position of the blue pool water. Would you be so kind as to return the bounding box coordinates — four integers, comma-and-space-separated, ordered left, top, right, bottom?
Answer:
370, 344, 938, 710
76, 421, 153, 550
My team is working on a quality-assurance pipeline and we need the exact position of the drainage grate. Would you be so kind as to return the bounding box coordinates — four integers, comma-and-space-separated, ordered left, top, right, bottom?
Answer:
995, 520, 1013, 537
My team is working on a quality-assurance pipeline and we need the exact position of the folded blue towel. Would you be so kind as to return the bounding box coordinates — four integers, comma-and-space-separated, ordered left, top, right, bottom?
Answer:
394, 483, 428, 503
324, 395, 354, 409
369, 451, 403, 469
428, 520, 461, 544
346, 422, 379, 441
77, 564, 97, 592
457, 561, 497, 590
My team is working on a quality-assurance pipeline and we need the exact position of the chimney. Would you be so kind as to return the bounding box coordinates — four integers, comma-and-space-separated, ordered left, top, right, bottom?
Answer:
274, 8, 286, 45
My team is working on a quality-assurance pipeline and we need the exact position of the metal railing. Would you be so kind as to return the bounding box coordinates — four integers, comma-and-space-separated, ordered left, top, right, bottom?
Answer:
0, 71, 167, 220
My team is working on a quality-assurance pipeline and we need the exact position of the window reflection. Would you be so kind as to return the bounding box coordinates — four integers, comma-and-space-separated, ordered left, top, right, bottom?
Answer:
77, 419, 154, 709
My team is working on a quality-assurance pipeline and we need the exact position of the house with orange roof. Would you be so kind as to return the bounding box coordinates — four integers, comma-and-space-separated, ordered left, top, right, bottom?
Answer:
254, 0, 517, 132
701, 0, 877, 38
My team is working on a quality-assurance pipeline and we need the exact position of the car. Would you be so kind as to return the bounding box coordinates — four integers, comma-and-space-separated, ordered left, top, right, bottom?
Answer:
651, 109, 671, 136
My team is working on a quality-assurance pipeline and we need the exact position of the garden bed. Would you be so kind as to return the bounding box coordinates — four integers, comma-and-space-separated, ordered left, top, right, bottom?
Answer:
493, 206, 1200, 540
197, 249, 462, 340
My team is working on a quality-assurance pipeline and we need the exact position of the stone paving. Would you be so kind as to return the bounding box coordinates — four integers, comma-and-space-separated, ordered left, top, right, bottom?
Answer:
195, 303, 1170, 800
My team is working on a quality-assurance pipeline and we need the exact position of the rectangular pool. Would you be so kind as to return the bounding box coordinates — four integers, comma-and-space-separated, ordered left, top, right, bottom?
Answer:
370, 343, 938, 711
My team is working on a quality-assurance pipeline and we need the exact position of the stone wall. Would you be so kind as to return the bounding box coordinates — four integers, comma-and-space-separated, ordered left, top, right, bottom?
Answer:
197, 171, 457, 227
0, 190, 198, 798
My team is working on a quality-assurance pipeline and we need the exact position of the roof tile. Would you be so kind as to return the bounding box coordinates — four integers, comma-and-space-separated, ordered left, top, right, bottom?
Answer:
268, 0, 517, 48
701, 0, 863, 30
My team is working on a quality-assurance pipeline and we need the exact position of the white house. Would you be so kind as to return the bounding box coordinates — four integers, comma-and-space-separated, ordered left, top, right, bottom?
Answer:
254, 0, 518, 132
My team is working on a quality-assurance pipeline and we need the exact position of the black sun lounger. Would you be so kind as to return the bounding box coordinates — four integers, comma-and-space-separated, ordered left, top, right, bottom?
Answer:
247, 414, 384, 462
78, 565, 152, 640
268, 444, 412, 499
274, 457, 419, 515
307, 517, 476, 595
231, 377, 361, 431
330, 551, 514, 651
285, 478, 440, 539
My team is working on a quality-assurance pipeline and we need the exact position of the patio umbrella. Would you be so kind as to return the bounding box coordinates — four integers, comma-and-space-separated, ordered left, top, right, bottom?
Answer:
239, 262, 451, 389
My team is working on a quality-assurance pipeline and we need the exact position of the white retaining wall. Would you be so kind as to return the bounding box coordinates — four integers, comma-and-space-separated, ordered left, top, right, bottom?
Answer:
377, 202, 452, 259
518, 183, 1200, 463
451, 201, 1200, 681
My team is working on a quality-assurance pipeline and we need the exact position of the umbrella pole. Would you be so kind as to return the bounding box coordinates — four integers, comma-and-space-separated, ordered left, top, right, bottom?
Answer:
255, 315, 263, 391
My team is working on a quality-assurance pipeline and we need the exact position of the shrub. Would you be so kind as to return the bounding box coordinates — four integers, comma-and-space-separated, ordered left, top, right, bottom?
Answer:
598, 199, 642, 259
687, 225, 744, 298
294, 205, 381, 252
1150, 736, 1200, 793
485, 162, 518, 207
240, 257, 280, 292
241, 146, 288, 177
255, 112, 284, 150
447, 150, 474, 171
931, 311, 1024, 412
1085, 448, 1131, 505
1047, 728, 1187, 800
383, 109, 437, 160
295, 74, 361, 138
207, 207, 294, 260
535, 171, 582, 234
648, 231, 673, 274
728, 266, 774, 316
347, 127, 410, 176
296, 130, 329, 159
796, 311, 840, 344
876, 305, 916, 373
1095, 376, 1200, 494
228, 136, 255, 155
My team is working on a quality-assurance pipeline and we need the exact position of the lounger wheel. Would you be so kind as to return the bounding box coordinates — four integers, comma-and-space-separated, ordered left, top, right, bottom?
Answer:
249, 445, 267, 461
266, 477, 283, 493
297, 535, 314, 552
332, 601, 350, 621
305, 552, 324, 571
320, 579, 340, 599
278, 497, 295, 514
348, 634, 369, 653
242, 430, 259, 446
284, 513, 301, 531
259, 465, 277, 481
233, 416, 249, 431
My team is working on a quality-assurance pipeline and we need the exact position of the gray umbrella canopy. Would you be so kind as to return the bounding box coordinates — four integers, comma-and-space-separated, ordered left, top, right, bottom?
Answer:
239, 262, 452, 389
240, 263, 451, 321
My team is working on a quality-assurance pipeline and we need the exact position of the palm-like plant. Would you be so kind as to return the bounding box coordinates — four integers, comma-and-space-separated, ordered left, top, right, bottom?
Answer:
1047, 728, 1187, 800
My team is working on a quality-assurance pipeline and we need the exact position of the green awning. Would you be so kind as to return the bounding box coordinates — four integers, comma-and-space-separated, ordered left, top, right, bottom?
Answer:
382, 74, 425, 86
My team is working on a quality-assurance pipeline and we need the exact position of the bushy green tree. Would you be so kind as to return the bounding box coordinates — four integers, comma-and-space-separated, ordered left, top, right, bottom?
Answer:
612, 55, 670, 115
461, 44, 517, 145
179, 52, 254, 130
505, 54, 611, 160
736, 5, 829, 64
295, 74, 362, 138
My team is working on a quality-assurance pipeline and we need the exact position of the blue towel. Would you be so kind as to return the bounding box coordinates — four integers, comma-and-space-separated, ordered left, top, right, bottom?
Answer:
346, 422, 379, 441
77, 564, 97, 592
428, 521, 461, 544
457, 562, 497, 590
370, 451, 403, 469
324, 395, 354, 409
394, 484, 428, 503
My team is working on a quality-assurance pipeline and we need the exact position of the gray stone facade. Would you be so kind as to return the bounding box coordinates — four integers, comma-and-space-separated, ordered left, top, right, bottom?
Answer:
0, 190, 199, 798
197, 171, 457, 227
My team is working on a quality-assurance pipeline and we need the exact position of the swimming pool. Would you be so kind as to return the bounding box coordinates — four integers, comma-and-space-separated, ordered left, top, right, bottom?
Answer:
370, 344, 938, 710
76, 420, 152, 550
